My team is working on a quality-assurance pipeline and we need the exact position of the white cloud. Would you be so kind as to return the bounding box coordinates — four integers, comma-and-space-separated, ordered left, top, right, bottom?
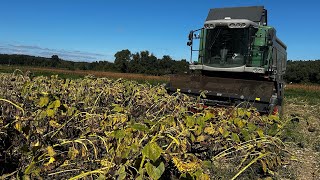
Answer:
0, 43, 113, 62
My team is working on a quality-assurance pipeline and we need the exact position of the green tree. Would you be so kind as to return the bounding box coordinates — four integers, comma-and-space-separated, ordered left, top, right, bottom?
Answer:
114, 49, 131, 73
51, 55, 60, 67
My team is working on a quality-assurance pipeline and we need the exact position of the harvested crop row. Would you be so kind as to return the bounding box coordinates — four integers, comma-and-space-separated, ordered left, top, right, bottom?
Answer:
0, 73, 289, 179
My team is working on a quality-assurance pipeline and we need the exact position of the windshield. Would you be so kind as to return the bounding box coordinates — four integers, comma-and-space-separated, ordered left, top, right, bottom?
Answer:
204, 28, 250, 68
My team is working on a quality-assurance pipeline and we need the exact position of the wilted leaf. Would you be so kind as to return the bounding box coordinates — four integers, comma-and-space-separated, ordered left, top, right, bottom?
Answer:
237, 108, 246, 117
256, 129, 264, 137
247, 122, 257, 132
231, 133, 240, 142
145, 162, 165, 180
113, 105, 124, 112
260, 159, 267, 173
49, 120, 61, 128
241, 129, 251, 141
204, 126, 215, 135
121, 148, 131, 159
219, 126, 230, 138
68, 147, 79, 160
81, 146, 87, 157
39, 96, 49, 107
46, 109, 55, 117
246, 111, 252, 117
196, 135, 206, 142
190, 133, 196, 142
14, 122, 22, 132
185, 116, 195, 128
114, 129, 125, 140
44, 157, 55, 166
39, 111, 47, 119
204, 111, 214, 121
97, 174, 107, 180
195, 125, 203, 136
53, 100, 61, 108
269, 114, 280, 121
131, 123, 149, 132
47, 146, 56, 157
33, 141, 40, 147
142, 142, 163, 162
116, 165, 126, 180
196, 117, 205, 127
101, 159, 113, 167
202, 161, 212, 169
268, 123, 279, 136
234, 118, 245, 128
198, 173, 210, 180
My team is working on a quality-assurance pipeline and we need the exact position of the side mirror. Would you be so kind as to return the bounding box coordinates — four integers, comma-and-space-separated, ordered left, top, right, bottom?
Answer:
188, 31, 193, 41
187, 41, 192, 46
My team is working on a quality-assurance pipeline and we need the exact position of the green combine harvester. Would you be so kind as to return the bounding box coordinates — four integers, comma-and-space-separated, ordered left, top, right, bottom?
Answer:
166, 6, 287, 114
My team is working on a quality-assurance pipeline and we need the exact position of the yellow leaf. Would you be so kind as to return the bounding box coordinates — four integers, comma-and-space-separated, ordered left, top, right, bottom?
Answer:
14, 122, 22, 132
257, 142, 262, 148
46, 109, 55, 117
36, 127, 46, 134
45, 157, 55, 166
219, 126, 229, 138
246, 111, 252, 117
204, 126, 215, 135
260, 160, 267, 173
190, 133, 195, 142
204, 111, 214, 121
68, 147, 79, 160
180, 139, 188, 153
172, 156, 200, 173
39, 96, 49, 107
47, 146, 56, 157
256, 129, 264, 137
53, 100, 61, 109
49, 120, 61, 128
218, 126, 224, 135
160, 124, 166, 131
196, 135, 206, 142
100, 159, 113, 167
234, 118, 245, 128
81, 146, 87, 157
198, 173, 210, 180
34, 141, 40, 147
119, 114, 127, 123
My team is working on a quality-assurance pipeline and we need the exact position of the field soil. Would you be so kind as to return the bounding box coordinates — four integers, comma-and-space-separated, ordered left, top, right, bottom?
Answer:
280, 88, 320, 180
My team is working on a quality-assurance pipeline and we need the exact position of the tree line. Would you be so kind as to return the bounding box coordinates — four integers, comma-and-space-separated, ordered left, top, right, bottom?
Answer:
0, 49, 189, 76
0, 51, 319, 84
284, 60, 320, 84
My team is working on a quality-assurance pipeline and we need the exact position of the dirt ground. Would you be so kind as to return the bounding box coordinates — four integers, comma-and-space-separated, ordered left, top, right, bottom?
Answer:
280, 96, 320, 180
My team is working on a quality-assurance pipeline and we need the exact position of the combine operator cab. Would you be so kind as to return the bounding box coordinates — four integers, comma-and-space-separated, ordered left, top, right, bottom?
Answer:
167, 6, 287, 115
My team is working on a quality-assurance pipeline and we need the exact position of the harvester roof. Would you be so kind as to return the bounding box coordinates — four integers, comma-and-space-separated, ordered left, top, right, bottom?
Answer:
206, 6, 267, 25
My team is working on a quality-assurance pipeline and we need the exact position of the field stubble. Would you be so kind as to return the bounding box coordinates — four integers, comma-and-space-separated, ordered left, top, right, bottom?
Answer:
280, 91, 320, 180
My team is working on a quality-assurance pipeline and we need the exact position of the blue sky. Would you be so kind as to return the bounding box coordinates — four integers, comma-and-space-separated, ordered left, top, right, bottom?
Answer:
0, 0, 319, 61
